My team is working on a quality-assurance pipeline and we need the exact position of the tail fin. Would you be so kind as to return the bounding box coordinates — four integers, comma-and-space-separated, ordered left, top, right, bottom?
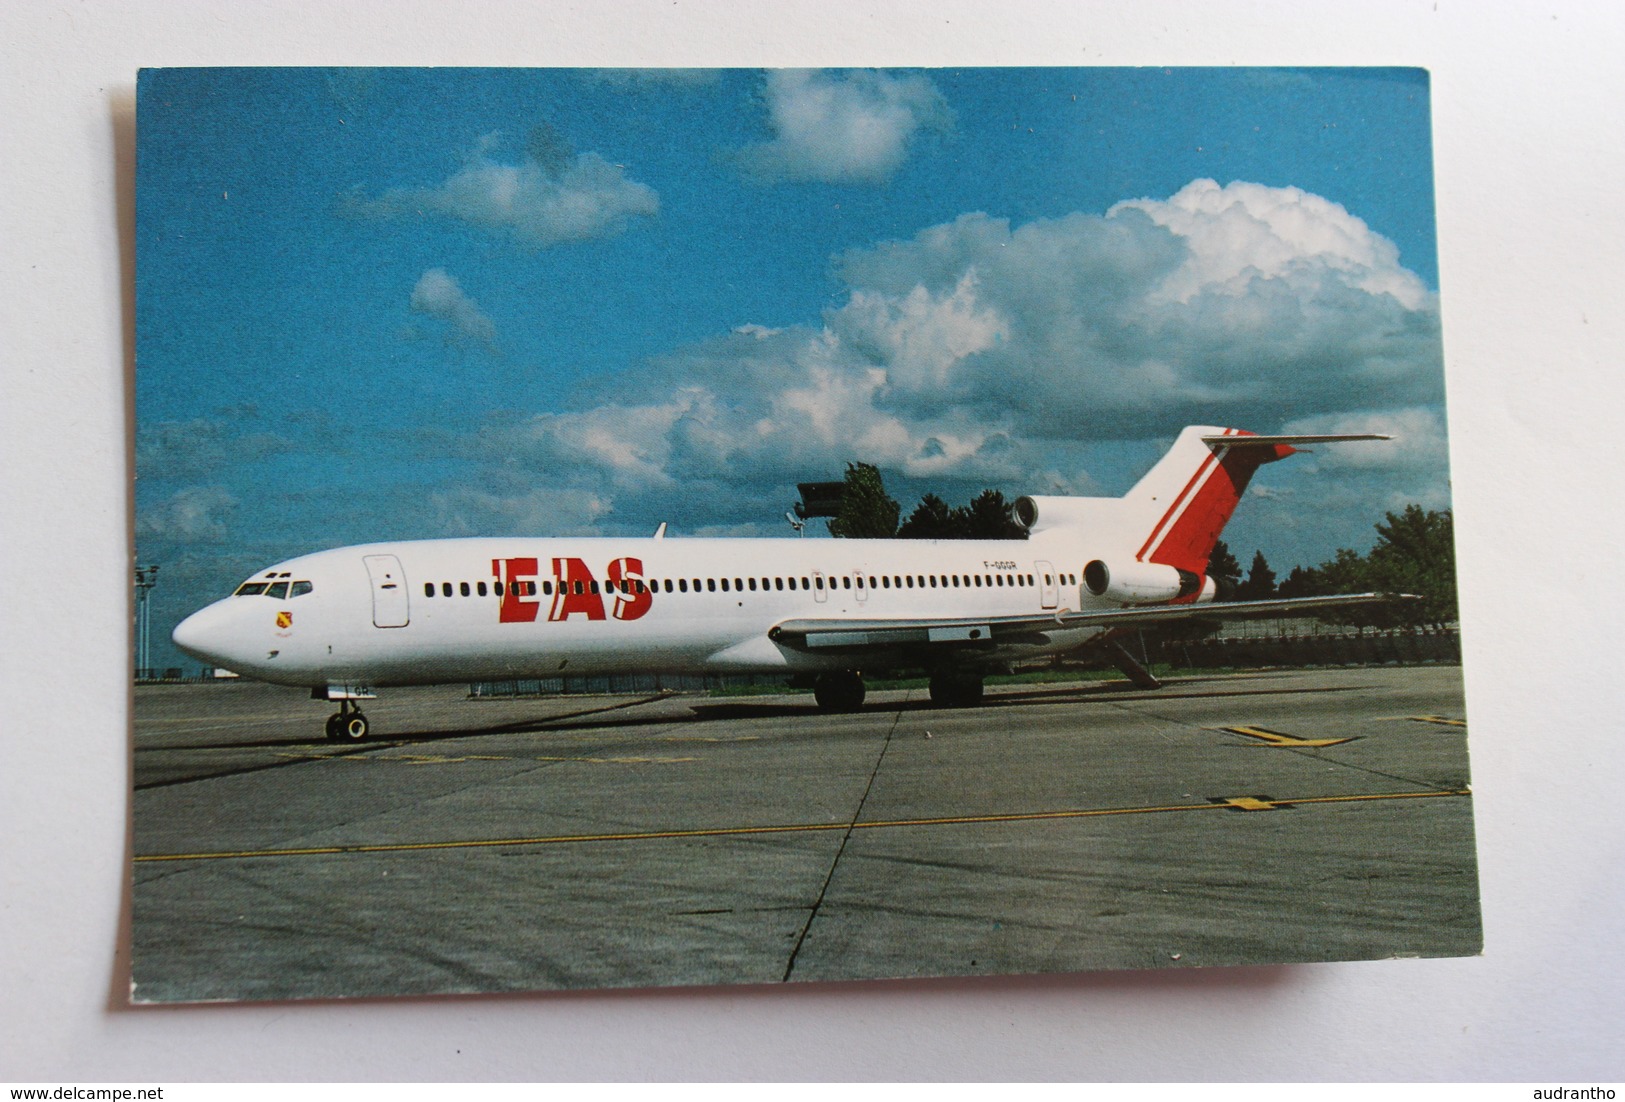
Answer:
1128, 426, 1285, 574
1130, 426, 1391, 573
1014, 426, 1390, 576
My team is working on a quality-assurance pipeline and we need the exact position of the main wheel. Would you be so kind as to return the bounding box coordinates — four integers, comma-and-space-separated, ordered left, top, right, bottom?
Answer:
337, 712, 370, 742
929, 671, 984, 707
324, 713, 343, 741
812, 671, 866, 713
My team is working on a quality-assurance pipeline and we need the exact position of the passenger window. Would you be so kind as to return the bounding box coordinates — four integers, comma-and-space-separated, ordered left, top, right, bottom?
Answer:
440, 582, 451, 597
748, 578, 757, 591
775, 577, 784, 590
265, 581, 290, 600
460, 582, 470, 597
424, 583, 435, 597
477, 581, 487, 596
706, 579, 716, 592
734, 578, 743, 591
678, 579, 688, 592
290, 580, 313, 598
721, 578, 730, 592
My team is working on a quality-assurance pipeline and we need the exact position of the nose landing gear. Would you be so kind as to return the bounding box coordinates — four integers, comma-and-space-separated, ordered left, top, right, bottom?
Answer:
324, 698, 370, 742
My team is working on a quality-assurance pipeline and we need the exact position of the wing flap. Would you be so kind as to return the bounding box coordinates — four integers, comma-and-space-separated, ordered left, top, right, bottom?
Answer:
770, 593, 1410, 651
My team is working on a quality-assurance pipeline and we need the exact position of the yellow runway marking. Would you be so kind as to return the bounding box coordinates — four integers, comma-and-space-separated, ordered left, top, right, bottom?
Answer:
1411, 715, 1467, 727
1225, 725, 1355, 748
134, 787, 1471, 863
1218, 796, 1282, 811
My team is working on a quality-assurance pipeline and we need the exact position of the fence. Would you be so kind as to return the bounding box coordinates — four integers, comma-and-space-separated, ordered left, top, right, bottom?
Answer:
1151, 626, 1460, 670
469, 672, 786, 698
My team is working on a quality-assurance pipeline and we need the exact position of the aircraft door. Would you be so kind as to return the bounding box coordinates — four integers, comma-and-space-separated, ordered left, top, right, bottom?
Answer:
363, 554, 410, 628
1036, 560, 1059, 610
853, 569, 868, 603
812, 570, 828, 603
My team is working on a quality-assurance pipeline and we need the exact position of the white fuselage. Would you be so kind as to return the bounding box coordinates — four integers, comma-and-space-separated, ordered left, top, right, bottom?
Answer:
173, 529, 1126, 690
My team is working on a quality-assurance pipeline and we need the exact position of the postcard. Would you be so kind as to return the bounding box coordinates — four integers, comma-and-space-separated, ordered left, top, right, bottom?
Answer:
133, 66, 1477, 1002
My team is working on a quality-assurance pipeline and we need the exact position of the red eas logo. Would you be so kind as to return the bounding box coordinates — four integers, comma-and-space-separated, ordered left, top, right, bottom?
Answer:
492, 557, 651, 624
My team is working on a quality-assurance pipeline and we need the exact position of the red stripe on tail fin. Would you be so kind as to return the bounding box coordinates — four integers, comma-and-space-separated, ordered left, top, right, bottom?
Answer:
1136, 431, 1294, 575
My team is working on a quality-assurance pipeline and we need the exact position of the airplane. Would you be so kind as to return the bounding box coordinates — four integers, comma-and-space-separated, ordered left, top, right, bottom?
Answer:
171, 425, 1404, 741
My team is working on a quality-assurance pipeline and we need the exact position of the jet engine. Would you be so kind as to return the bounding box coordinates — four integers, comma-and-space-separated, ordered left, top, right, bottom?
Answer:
1011, 495, 1097, 534
1082, 559, 1213, 604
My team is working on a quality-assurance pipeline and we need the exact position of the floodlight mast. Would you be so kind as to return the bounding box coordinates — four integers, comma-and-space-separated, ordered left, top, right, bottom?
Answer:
134, 563, 159, 679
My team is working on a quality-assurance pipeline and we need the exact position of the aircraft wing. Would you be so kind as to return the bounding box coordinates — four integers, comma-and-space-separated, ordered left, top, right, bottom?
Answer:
768, 593, 1410, 653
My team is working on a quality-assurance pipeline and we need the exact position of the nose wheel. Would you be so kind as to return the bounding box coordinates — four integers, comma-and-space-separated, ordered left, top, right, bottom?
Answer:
325, 699, 370, 742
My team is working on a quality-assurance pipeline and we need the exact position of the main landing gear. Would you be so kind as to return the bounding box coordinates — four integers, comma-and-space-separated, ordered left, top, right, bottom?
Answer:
808, 669, 988, 711
324, 698, 370, 742
928, 670, 985, 708
812, 670, 866, 713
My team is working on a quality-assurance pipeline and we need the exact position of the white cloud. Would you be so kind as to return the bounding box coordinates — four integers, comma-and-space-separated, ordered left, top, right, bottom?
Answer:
740, 70, 951, 184
360, 145, 658, 248
828, 186, 1442, 435
410, 268, 498, 349
443, 180, 1447, 548
1281, 407, 1450, 471
1112, 179, 1430, 309
137, 486, 239, 543
137, 419, 294, 480
429, 486, 612, 538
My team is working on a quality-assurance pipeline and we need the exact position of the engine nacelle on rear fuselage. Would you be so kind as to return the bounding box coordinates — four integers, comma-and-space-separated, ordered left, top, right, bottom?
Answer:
1083, 559, 1213, 604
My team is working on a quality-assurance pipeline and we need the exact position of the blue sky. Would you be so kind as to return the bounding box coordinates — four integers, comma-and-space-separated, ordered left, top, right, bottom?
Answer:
136, 67, 1447, 669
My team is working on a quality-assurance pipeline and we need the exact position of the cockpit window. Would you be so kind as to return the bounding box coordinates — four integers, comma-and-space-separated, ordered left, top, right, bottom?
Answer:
290, 580, 313, 598
234, 582, 269, 596
264, 581, 290, 600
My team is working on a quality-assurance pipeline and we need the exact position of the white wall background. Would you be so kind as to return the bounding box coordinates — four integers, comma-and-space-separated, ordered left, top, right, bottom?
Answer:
2, 0, 1621, 1082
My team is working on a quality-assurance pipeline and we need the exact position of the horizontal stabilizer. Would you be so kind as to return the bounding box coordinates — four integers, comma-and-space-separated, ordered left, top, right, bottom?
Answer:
1201, 433, 1391, 448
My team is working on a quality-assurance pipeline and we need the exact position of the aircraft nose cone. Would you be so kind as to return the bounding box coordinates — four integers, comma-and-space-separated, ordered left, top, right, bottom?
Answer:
172, 600, 240, 670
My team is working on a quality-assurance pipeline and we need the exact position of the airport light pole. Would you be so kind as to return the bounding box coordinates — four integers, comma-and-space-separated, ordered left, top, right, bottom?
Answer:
134, 563, 159, 680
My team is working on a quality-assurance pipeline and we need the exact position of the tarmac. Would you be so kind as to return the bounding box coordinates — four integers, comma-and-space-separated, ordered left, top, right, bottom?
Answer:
130, 667, 1480, 1002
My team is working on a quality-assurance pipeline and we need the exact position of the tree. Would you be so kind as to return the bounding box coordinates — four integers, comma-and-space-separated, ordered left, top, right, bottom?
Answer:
1207, 540, 1243, 599
1278, 505, 1458, 628
896, 488, 1028, 540
1366, 505, 1457, 627
827, 462, 899, 539
950, 489, 1027, 540
1235, 550, 1277, 601
896, 493, 954, 539
1275, 564, 1323, 600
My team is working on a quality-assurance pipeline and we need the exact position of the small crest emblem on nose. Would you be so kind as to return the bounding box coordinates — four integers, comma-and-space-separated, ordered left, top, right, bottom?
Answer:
275, 611, 292, 629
